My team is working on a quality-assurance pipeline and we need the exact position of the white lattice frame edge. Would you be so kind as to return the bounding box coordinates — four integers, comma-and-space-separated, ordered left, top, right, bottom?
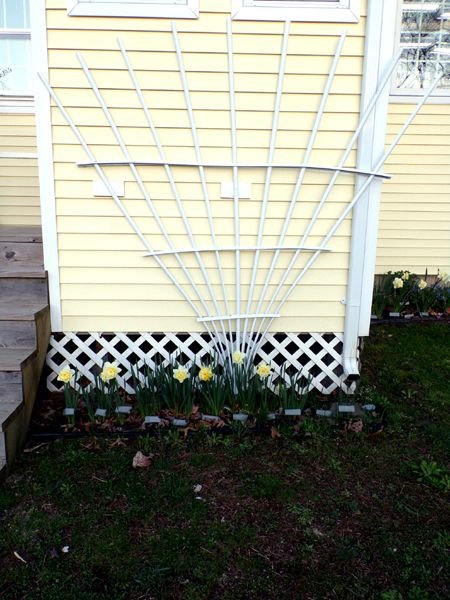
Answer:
46, 331, 356, 395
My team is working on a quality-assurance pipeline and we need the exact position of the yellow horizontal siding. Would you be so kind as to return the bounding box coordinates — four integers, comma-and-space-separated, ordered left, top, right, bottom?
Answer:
47, 0, 367, 333
377, 103, 450, 275
0, 113, 40, 226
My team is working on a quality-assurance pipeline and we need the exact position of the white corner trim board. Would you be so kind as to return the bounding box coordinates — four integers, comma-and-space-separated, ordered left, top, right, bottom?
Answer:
67, 0, 199, 18
31, 0, 62, 331
232, 0, 360, 22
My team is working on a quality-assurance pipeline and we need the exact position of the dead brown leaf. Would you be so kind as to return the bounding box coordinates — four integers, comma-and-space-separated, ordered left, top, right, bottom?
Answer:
271, 426, 281, 439
81, 438, 101, 452
132, 451, 153, 469
109, 438, 127, 448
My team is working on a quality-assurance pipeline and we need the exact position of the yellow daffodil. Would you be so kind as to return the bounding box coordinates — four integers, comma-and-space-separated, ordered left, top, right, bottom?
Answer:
418, 279, 427, 290
57, 365, 75, 384
393, 277, 403, 289
198, 365, 214, 382
100, 361, 120, 382
173, 365, 189, 383
256, 362, 272, 380
232, 350, 246, 365
401, 271, 409, 281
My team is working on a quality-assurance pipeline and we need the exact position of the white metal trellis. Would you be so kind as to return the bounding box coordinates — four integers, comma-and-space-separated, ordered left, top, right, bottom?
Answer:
39, 18, 440, 374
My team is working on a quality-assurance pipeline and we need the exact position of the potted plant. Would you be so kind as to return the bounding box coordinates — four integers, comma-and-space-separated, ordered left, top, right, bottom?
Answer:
228, 351, 257, 422
161, 361, 196, 426
278, 368, 311, 417
58, 365, 78, 426
131, 362, 162, 425
197, 361, 230, 423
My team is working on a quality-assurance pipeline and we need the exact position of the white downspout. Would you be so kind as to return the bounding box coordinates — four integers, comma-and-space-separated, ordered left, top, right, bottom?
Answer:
343, 0, 398, 378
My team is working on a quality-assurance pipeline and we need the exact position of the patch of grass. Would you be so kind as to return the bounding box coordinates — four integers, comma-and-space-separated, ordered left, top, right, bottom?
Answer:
0, 324, 449, 599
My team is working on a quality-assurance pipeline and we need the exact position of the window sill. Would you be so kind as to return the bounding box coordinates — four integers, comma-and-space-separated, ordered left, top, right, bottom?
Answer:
231, 5, 359, 23
67, 1, 199, 19
389, 93, 450, 105
0, 94, 34, 113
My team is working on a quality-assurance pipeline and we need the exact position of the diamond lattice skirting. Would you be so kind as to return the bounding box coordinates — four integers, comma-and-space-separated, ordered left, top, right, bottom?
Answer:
46, 332, 357, 395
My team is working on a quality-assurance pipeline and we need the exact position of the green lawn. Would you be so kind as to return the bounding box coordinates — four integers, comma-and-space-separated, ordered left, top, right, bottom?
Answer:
0, 323, 449, 600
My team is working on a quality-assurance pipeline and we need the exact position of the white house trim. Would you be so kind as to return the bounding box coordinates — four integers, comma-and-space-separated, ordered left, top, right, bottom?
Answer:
30, 0, 62, 331
232, 0, 360, 22
67, 0, 199, 19
342, 0, 398, 378
0, 95, 34, 113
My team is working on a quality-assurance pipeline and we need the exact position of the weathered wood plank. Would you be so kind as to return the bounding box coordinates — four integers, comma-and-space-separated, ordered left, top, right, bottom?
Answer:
0, 302, 49, 321
0, 348, 36, 371
0, 226, 42, 243
1, 242, 43, 270
0, 400, 23, 431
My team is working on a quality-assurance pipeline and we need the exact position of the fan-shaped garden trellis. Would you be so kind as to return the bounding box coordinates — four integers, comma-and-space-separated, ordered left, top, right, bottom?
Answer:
42, 19, 439, 394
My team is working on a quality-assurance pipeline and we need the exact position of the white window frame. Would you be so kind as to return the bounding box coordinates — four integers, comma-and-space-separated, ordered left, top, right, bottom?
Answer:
390, 0, 450, 102
67, 0, 198, 18
232, 0, 360, 23
0, 11, 33, 108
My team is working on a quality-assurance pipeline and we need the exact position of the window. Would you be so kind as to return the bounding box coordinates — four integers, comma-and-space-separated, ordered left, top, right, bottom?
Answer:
395, 0, 450, 94
67, 0, 199, 19
0, 0, 32, 95
231, 0, 360, 23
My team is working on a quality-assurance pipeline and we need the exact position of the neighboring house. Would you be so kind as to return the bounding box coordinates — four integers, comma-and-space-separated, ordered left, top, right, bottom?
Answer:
1, 0, 449, 397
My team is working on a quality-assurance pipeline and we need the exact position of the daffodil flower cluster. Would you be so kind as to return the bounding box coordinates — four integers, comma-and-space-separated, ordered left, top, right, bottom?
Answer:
100, 361, 121, 382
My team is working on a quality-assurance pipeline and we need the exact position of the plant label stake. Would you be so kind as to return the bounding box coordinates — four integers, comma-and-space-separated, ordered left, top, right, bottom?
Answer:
145, 416, 161, 424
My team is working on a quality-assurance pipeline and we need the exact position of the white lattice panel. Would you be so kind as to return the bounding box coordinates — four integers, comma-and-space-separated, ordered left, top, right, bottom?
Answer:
46, 331, 356, 394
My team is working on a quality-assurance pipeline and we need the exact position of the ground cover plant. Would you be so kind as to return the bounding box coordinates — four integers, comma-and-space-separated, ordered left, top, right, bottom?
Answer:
0, 323, 449, 599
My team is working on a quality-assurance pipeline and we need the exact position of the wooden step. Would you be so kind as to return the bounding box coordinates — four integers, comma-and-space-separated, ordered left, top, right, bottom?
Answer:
0, 399, 23, 431
0, 303, 49, 348
1, 242, 44, 276
0, 276, 48, 303
0, 225, 42, 244
0, 383, 22, 403
0, 347, 37, 371
0, 301, 49, 321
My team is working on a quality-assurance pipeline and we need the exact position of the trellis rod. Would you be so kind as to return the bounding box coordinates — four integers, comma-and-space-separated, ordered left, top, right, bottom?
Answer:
254, 74, 442, 356
198, 313, 280, 323
76, 53, 227, 358
144, 244, 331, 257
248, 49, 405, 361
226, 17, 242, 353
77, 160, 390, 179
117, 41, 230, 358
247, 32, 347, 353
37, 74, 219, 348
172, 24, 233, 360
300, 48, 404, 250
242, 20, 290, 356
